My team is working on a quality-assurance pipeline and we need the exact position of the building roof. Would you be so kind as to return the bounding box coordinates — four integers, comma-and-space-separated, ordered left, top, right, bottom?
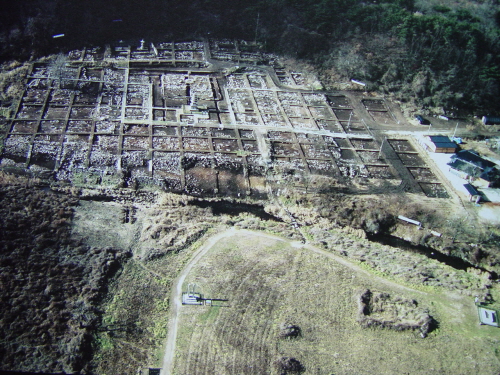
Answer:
464, 183, 479, 196
448, 151, 500, 184
429, 136, 457, 150
453, 150, 495, 170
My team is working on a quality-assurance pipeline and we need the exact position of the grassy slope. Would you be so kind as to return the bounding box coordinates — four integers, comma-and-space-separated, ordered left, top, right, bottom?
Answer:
173, 231, 500, 375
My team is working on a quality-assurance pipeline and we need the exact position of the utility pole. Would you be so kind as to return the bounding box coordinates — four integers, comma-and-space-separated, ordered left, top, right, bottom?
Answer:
378, 138, 385, 159
452, 122, 459, 138
254, 12, 260, 44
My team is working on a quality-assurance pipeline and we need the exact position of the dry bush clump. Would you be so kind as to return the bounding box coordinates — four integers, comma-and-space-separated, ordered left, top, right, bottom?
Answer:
275, 356, 305, 375
357, 289, 437, 338
279, 323, 301, 339
0, 184, 129, 373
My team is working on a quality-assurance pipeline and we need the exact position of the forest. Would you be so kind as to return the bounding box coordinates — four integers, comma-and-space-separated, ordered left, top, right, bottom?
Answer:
1, 0, 500, 114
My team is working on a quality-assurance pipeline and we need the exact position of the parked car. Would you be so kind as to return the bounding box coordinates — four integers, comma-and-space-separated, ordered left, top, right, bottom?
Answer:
415, 115, 430, 125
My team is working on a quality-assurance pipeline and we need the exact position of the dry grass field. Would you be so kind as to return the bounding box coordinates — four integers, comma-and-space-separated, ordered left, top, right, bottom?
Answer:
172, 231, 500, 375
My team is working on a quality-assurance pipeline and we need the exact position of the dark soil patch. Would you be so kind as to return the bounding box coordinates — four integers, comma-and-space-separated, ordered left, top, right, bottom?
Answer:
189, 199, 282, 221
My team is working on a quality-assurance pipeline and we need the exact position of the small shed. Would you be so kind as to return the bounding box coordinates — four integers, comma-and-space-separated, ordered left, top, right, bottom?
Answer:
463, 183, 481, 203
477, 306, 499, 327
428, 136, 457, 153
482, 116, 500, 131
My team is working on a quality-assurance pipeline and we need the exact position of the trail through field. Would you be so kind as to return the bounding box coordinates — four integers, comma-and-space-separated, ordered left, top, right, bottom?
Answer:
162, 227, 237, 375
161, 227, 426, 375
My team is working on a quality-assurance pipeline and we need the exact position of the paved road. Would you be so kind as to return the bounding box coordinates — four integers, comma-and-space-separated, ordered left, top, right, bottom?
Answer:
160, 227, 425, 374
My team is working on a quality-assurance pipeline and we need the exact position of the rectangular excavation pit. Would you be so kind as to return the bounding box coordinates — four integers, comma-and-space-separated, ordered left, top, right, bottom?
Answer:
59, 135, 90, 170
332, 138, 351, 148
217, 169, 248, 195
74, 93, 98, 105
362, 99, 386, 111
398, 153, 425, 167
316, 119, 343, 132
44, 106, 68, 120
239, 129, 255, 139
182, 137, 210, 151
17, 105, 43, 120
249, 175, 267, 196
333, 109, 359, 122
164, 110, 178, 121
340, 121, 366, 133
388, 139, 415, 153
89, 147, 118, 168
328, 146, 342, 159
26, 78, 50, 89
369, 111, 394, 124
122, 150, 149, 169
23, 89, 46, 104
215, 153, 244, 172
235, 113, 260, 126
340, 148, 359, 162
301, 144, 331, 159
213, 138, 239, 152
152, 152, 182, 186
419, 183, 449, 198
408, 167, 438, 182
31, 135, 63, 170
2, 135, 32, 162
350, 138, 377, 150
307, 159, 337, 175
94, 135, 119, 152
81, 68, 103, 80
39, 120, 66, 133
70, 107, 93, 119
272, 142, 300, 157
327, 95, 352, 108
218, 113, 232, 124
67, 120, 93, 133
247, 74, 268, 89
185, 166, 217, 194
124, 107, 148, 121
242, 140, 258, 153
181, 126, 209, 137
366, 165, 394, 179
211, 128, 236, 139
302, 93, 327, 106
309, 106, 334, 120
283, 105, 308, 118
95, 121, 119, 133
290, 118, 318, 130
123, 136, 149, 150
153, 110, 165, 121
357, 151, 382, 164
49, 91, 74, 106
254, 91, 279, 114
277, 92, 302, 105
153, 136, 179, 150
124, 124, 149, 135
262, 114, 286, 127
11, 121, 38, 133
153, 126, 178, 136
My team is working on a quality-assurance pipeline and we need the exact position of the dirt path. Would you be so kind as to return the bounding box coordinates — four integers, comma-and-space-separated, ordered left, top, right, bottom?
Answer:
161, 227, 427, 374
161, 227, 237, 375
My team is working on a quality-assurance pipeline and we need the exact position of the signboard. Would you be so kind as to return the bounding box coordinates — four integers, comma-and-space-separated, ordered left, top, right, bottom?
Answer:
477, 306, 499, 327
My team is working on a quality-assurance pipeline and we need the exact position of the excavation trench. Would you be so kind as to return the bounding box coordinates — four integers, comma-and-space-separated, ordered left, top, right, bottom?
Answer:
367, 233, 497, 279
189, 198, 495, 278
188, 199, 283, 221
